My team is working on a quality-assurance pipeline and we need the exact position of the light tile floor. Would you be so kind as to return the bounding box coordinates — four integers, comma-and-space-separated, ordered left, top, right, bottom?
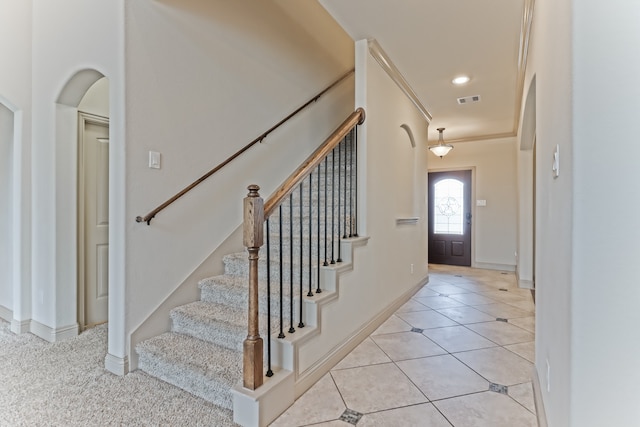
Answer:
271, 264, 537, 427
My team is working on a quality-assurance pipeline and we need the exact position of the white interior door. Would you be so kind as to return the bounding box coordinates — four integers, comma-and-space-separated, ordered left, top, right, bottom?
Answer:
79, 114, 109, 327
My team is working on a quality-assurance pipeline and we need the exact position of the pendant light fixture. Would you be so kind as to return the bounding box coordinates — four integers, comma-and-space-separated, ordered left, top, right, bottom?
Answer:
429, 127, 453, 158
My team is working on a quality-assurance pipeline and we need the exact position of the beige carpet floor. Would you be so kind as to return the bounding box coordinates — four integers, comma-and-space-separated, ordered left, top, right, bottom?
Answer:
0, 320, 236, 426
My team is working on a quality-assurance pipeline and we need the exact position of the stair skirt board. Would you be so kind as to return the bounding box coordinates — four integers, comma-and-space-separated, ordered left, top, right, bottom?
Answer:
0, 305, 12, 322
233, 270, 428, 427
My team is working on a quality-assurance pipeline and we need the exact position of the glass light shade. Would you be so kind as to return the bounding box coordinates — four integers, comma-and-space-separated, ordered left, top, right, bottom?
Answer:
428, 128, 453, 158
429, 144, 453, 158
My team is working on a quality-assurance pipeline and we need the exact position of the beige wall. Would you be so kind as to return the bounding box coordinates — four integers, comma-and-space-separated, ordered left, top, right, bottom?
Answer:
429, 138, 518, 270
570, 1, 640, 425
0, 0, 33, 331
520, 0, 573, 424
518, 0, 640, 425
123, 0, 355, 362
0, 0, 125, 346
356, 39, 430, 320
300, 39, 430, 371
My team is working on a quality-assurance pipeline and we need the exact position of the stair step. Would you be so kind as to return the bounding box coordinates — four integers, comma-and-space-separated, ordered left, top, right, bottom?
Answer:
199, 275, 306, 321
223, 252, 327, 284
136, 332, 241, 410
171, 301, 258, 351
172, 301, 303, 353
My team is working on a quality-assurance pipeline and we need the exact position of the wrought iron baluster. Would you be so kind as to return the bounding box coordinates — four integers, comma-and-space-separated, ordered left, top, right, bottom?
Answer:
278, 205, 285, 339
288, 194, 295, 334
316, 164, 322, 294
353, 127, 359, 237
331, 148, 336, 264
298, 184, 305, 328
265, 219, 273, 377
344, 133, 350, 239
323, 156, 329, 267
308, 172, 314, 297
337, 140, 342, 263
349, 132, 354, 237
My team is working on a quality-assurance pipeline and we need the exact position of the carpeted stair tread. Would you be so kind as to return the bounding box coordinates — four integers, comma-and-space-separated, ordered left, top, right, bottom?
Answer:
171, 301, 268, 351
136, 332, 241, 410
222, 251, 325, 282
198, 275, 302, 321
199, 273, 300, 299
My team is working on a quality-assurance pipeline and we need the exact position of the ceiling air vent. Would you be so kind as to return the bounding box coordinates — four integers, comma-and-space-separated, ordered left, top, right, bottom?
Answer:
457, 95, 481, 105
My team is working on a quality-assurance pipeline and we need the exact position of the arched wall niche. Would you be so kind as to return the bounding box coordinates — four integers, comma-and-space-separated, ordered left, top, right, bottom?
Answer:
57, 69, 105, 107
399, 123, 421, 219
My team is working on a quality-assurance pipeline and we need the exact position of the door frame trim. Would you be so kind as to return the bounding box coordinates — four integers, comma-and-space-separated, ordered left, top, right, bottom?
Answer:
77, 111, 109, 331
427, 166, 476, 267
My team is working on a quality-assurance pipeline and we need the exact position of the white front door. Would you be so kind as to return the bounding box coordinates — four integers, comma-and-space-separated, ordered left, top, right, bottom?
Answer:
79, 113, 109, 328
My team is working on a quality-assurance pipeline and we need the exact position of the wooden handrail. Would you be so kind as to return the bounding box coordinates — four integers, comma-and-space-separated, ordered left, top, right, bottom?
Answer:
135, 68, 355, 225
264, 107, 365, 218
242, 107, 365, 390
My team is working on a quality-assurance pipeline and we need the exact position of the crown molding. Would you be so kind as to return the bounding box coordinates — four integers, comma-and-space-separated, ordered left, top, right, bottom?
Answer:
446, 131, 517, 144
368, 39, 433, 124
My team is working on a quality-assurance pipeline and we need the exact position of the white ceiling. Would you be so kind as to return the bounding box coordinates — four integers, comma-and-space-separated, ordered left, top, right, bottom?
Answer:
318, 0, 527, 144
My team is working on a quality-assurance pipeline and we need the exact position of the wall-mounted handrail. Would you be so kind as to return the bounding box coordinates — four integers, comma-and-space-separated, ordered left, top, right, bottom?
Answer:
135, 68, 355, 225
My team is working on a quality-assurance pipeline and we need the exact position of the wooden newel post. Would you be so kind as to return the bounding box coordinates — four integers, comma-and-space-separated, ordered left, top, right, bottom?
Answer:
243, 184, 264, 390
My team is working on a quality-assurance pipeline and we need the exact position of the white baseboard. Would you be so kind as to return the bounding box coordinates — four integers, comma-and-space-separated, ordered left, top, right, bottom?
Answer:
105, 353, 129, 376
30, 320, 79, 342
473, 262, 516, 272
518, 278, 535, 290
11, 318, 30, 334
516, 270, 535, 289
0, 305, 12, 322
532, 366, 548, 427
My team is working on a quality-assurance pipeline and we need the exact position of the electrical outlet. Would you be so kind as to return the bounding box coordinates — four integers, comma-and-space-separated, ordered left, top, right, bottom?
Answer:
410, 264, 414, 274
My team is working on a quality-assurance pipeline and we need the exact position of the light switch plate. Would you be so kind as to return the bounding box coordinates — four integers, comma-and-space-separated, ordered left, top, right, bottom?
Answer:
476, 199, 487, 207
552, 145, 559, 178
149, 151, 161, 169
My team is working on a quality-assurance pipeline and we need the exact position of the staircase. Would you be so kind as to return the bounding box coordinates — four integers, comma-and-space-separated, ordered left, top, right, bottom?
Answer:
136, 137, 363, 423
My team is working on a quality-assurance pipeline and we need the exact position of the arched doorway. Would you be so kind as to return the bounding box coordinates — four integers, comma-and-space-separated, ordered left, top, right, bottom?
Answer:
77, 79, 110, 329
54, 70, 110, 334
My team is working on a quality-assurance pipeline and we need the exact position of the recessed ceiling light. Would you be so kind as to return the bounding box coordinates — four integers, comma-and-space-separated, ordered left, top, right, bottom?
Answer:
452, 75, 471, 85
